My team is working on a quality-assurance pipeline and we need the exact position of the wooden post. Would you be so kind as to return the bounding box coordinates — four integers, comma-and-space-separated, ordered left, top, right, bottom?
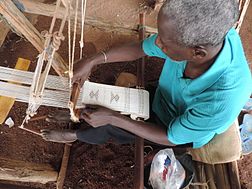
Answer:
0, 0, 68, 76
133, 13, 146, 189
0, 157, 58, 184
13, 0, 158, 34
56, 144, 71, 189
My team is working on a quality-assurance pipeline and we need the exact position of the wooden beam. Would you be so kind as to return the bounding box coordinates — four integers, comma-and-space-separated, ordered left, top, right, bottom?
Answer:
0, 0, 68, 76
0, 183, 38, 189
0, 58, 30, 124
0, 19, 10, 47
13, 0, 158, 34
0, 157, 58, 184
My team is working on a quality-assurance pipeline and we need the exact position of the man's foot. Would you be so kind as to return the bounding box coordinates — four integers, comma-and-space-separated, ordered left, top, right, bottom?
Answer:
46, 110, 71, 123
41, 129, 78, 143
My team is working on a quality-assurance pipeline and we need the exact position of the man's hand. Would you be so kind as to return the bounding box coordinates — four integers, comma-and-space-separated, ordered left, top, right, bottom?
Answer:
72, 58, 94, 86
81, 105, 120, 127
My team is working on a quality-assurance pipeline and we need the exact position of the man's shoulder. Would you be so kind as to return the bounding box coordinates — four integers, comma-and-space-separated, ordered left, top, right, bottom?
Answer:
142, 34, 167, 59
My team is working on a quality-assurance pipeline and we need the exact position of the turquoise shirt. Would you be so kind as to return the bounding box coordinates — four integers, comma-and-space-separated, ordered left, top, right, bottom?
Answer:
143, 28, 252, 148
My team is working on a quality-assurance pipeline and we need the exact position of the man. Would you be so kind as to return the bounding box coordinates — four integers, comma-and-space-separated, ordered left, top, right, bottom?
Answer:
42, 0, 251, 150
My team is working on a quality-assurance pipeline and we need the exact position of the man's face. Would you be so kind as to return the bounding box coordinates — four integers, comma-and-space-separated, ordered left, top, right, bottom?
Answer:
156, 12, 192, 62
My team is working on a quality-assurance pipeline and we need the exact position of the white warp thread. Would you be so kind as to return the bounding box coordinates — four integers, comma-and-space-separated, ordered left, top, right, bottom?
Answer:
0, 67, 150, 120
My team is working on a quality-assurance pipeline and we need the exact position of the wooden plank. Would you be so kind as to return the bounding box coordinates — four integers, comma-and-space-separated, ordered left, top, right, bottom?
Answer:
0, 157, 58, 184
0, 183, 37, 189
0, 19, 10, 47
14, 0, 158, 34
0, 58, 30, 124
0, 0, 68, 76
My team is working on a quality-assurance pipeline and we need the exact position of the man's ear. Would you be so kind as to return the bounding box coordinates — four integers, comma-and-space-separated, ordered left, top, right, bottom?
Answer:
192, 46, 208, 59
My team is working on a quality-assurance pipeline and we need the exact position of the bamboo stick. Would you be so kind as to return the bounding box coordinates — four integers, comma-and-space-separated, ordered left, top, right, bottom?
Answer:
214, 164, 231, 189
227, 161, 241, 189
222, 164, 232, 189
205, 164, 217, 189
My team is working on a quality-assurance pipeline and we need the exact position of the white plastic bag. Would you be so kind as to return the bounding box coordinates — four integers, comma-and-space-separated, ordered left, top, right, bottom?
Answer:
240, 114, 252, 155
243, 98, 252, 110
149, 149, 185, 189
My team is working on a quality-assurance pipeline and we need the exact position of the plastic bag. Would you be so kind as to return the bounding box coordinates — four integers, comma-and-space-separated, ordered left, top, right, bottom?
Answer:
240, 114, 252, 155
243, 98, 252, 111
149, 149, 185, 189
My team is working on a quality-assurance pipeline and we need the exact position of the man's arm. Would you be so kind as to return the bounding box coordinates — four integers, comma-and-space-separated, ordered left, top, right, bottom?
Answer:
73, 42, 146, 84
113, 114, 176, 146
89, 42, 146, 65
81, 105, 176, 146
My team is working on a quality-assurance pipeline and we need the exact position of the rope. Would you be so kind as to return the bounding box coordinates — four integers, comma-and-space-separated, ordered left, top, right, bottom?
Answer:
79, 0, 87, 59
67, 0, 72, 88
21, 0, 69, 128
68, 0, 88, 122
48, 0, 61, 34
69, 0, 79, 84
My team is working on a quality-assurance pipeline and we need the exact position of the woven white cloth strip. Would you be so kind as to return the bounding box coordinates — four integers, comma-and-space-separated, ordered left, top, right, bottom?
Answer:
82, 81, 149, 120
0, 66, 149, 120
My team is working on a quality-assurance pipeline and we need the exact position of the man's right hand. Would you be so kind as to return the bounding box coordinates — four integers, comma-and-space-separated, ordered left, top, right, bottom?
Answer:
72, 58, 94, 86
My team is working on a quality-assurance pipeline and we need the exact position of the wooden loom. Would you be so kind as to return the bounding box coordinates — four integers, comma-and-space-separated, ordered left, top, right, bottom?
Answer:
0, 0, 251, 188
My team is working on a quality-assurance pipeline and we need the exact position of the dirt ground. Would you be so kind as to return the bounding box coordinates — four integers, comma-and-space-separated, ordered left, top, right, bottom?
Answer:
0, 0, 251, 189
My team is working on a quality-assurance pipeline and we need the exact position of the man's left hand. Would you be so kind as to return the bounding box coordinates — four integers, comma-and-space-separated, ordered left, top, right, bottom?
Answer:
80, 105, 120, 127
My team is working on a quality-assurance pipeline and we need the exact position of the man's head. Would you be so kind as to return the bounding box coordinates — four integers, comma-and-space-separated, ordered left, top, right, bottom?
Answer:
156, 0, 239, 62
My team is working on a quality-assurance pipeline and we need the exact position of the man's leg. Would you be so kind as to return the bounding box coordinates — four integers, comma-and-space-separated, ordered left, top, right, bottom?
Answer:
41, 125, 135, 144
